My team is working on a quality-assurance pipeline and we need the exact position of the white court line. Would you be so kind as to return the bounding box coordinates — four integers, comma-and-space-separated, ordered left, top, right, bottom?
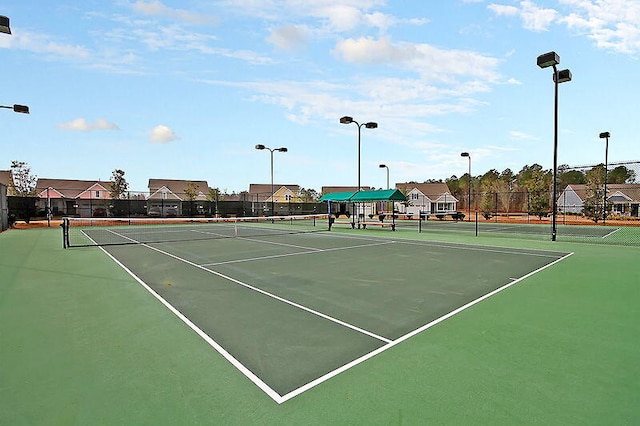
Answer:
277, 250, 575, 403
601, 227, 621, 239
201, 241, 395, 267
140, 243, 392, 344
97, 227, 573, 404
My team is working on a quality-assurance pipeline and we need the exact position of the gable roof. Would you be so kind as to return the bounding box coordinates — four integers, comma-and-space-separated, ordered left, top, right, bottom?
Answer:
148, 179, 209, 200
396, 182, 453, 199
35, 178, 112, 198
562, 183, 640, 202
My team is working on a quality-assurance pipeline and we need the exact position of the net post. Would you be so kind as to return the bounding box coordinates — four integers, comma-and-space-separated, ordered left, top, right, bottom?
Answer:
62, 217, 69, 248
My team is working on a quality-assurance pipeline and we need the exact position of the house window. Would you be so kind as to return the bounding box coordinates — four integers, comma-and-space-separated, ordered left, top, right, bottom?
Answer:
411, 193, 419, 200
162, 191, 168, 200
285, 194, 292, 201
95, 191, 100, 198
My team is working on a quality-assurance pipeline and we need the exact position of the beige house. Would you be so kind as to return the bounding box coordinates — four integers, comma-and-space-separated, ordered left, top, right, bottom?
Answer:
395, 182, 458, 217
147, 179, 210, 217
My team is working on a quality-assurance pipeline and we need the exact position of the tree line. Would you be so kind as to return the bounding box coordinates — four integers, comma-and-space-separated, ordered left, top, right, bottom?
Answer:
442, 163, 636, 221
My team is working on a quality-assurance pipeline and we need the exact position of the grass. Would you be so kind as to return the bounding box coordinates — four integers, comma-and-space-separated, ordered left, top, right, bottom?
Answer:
1, 226, 639, 424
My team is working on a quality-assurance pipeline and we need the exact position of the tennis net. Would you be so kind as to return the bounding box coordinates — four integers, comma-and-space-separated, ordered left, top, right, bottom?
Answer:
62, 214, 330, 248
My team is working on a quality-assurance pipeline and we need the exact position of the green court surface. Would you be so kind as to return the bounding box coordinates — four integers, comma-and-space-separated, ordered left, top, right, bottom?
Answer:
1, 226, 639, 424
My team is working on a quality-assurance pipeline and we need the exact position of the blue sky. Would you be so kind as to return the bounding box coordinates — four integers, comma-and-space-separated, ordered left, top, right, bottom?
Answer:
1, 1, 639, 193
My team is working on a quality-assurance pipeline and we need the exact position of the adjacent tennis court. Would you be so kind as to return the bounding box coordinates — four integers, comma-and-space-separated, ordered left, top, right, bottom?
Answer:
67, 216, 572, 403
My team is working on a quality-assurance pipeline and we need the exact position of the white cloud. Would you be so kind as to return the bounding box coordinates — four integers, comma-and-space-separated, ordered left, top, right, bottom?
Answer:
149, 125, 179, 143
267, 24, 309, 51
509, 130, 537, 140
520, 0, 558, 31
57, 118, 120, 131
488, 4, 519, 16
333, 37, 502, 82
489, 1, 557, 31
490, 0, 640, 54
132, 0, 219, 25
559, 0, 640, 54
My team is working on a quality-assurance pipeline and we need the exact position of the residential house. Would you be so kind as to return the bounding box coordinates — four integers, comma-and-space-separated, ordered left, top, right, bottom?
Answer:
248, 184, 301, 215
35, 178, 114, 217
148, 179, 210, 217
395, 182, 458, 217
557, 183, 640, 217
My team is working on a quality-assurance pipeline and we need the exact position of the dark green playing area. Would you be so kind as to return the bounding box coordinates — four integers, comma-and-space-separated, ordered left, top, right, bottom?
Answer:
101, 230, 570, 401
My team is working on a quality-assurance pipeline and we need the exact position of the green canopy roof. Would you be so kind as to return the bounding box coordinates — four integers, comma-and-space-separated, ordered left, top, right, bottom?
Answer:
317, 191, 357, 202
350, 189, 407, 202
318, 189, 406, 202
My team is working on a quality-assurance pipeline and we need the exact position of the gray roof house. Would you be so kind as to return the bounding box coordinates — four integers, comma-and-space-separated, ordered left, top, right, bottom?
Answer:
558, 183, 640, 216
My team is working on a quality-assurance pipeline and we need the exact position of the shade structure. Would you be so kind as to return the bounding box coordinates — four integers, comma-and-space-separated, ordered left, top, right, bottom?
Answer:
318, 189, 407, 202
317, 191, 358, 202
350, 189, 407, 202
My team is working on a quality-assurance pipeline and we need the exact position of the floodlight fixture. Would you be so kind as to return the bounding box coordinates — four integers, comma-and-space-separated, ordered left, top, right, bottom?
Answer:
537, 51, 559, 69
255, 144, 266, 150
599, 132, 610, 139
1, 104, 30, 114
365, 122, 378, 129
340, 116, 354, 124
0, 15, 10, 35
554, 69, 572, 83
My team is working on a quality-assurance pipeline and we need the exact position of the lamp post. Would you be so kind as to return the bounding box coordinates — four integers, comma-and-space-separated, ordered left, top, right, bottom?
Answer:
255, 144, 287, 217
1, 17, 30, 114
537, 51, 572, 241
340, 116, 377, 227
599, 131, 610, 223
460, 152, 471, 221
379, 164, 389, 189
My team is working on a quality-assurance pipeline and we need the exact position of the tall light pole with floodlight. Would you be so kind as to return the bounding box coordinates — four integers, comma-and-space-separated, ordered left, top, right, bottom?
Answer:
599, 131, 610, 223
340, 116, 377, 227
460, 152, 471, 221
379, 164, 389, 190
537, 51, 572, 241
1, 16, 30, 114
255, 144, 287, 217
340, 116, 378, 192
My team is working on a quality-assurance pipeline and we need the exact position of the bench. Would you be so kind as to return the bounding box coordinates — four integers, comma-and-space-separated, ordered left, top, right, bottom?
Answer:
361, 221, 396, 231
331, 220, 356, 229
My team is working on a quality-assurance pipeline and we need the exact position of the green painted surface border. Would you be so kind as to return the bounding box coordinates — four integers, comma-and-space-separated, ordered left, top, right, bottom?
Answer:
1, 227, 638, 424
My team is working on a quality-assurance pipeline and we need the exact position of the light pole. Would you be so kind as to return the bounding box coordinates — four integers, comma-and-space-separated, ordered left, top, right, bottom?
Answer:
460, 152, 471, 221
1, 17, 30, 114
340, 116, 378, 191
340, 116, 377, 227
379, 164, 389, 189
255, 144, 287, 217
599, 131, 610, 223
537, 51, 572, 241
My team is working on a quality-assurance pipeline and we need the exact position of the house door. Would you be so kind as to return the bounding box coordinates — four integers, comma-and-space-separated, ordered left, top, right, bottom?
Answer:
632, 203, 639, 217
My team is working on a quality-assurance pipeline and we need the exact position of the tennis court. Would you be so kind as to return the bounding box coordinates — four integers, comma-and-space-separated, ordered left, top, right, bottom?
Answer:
66, 216, 572, 403
3, 223, 640, 423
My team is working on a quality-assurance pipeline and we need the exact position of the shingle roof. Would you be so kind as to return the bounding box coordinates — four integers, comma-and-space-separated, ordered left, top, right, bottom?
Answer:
35, 178, 111, 198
